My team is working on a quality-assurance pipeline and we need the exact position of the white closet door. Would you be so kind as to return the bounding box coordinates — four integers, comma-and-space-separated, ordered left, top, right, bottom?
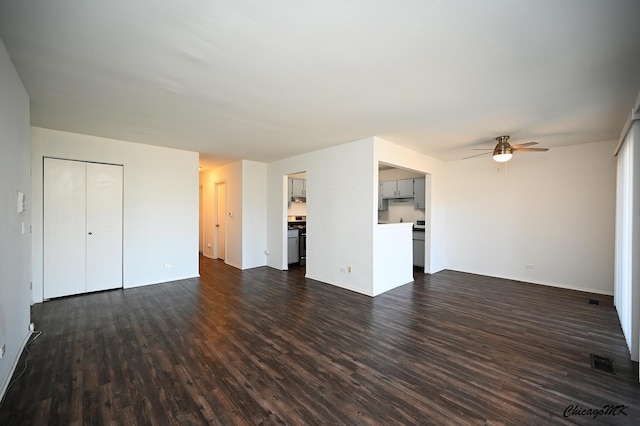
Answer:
86, 162, 123, 293
44, 158, 87, 299
44, 158, 123, 299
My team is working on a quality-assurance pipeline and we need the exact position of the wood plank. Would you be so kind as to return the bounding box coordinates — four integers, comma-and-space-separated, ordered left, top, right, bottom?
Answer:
0, 257, 638, 424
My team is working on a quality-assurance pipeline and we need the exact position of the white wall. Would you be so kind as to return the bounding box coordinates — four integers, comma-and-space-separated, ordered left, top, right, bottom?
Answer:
242, 160, 268, 269
445, 140, 617, 295
31, 127, 199, 302
373, 223, 414, 295
267, 138, 376, 295
379, 168, 423, 180
200, 160, 267, 269
287, 201, 307, 217
0, 38, 32, 399
379, 199, 425, 224
266, 137, 447, 296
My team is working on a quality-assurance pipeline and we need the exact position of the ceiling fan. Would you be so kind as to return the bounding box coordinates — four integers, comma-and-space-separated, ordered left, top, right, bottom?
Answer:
464, 135, 549, 162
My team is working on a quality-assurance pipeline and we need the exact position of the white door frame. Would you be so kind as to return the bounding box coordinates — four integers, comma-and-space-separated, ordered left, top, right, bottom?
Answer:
214, 181, 227, 261
199, 184, 204, 254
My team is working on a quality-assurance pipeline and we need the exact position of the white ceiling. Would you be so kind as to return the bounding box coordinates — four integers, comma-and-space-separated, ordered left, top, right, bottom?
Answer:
1, 1, 639, 169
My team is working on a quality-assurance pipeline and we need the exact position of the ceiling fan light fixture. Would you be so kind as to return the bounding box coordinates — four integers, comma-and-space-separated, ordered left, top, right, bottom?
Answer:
492, 136, 513, 162
493, 152, 513, 162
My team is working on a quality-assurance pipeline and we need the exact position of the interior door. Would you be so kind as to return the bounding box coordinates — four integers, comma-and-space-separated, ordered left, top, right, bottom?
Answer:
44, 158, 87, 299
216, 181, 226, 260
85, 162, 123, 293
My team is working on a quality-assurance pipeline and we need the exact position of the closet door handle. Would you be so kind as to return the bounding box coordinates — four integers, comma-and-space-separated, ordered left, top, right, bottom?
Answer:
88, 232, 93, 235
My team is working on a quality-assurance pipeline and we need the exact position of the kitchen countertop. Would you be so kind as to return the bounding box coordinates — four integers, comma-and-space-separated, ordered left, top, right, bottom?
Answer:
377, 222, 414, 228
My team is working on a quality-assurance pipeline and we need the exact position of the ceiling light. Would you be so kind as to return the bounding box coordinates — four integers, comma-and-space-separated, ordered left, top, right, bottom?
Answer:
492, 136, 513, 162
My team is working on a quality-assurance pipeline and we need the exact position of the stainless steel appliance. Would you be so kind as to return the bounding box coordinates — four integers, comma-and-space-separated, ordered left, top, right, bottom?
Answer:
299, 227, 306, 266
288, 216, 307, 266
287, 215, 306, 226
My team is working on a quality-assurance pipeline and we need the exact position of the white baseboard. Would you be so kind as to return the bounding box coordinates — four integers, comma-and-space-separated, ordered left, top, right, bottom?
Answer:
0, 330, 32, 404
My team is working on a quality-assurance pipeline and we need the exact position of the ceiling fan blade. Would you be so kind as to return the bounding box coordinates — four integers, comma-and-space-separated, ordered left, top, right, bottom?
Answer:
462, 152, 492, 160
511, 142, 538, 148
514, 147, 549, 152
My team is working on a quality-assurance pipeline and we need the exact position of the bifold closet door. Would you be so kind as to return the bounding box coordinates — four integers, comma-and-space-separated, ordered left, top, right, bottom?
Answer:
44, 158, 87, 298
85, 162, 123, 293
44, 158, 123, 299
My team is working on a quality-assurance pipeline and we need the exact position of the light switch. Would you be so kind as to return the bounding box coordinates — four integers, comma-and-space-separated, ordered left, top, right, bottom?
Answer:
17, 191, 25, 213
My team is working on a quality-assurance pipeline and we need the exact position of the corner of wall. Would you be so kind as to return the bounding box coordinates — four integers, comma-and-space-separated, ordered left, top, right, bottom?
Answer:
0, 36, 32, 401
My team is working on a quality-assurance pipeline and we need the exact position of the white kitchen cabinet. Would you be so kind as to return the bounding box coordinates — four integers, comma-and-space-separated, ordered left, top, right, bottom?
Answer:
380, 180, 396, 199
291, 178, 306, 197
44, 158, 123, 299
287, 229, 299, 264
378, 183, 388, 211
381, 179, 414, 199
397, 179, 414, 197
413, 231, 425, 267
413, 177, 425, 209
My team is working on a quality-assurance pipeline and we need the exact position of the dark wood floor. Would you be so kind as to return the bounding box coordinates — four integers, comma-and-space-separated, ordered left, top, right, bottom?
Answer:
1, 257, 638, 425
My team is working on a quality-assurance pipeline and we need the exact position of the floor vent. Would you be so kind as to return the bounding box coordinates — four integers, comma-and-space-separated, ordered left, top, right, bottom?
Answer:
590, 354, 615, 374
588, 299, 600, 305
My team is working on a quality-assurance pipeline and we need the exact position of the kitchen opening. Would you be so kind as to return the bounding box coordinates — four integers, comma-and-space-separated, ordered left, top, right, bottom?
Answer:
378, 162, 430, 276
286, 171, 307, 273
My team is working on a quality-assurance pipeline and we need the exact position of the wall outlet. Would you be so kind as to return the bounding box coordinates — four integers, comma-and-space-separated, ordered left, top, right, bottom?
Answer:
347, 266, 352, 273
0, 343, 5, 359
340, 267, 346, 273
164, 263, 172, 269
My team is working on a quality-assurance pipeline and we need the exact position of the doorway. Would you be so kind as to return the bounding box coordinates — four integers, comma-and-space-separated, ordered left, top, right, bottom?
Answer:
215, 181, 226, 260
378, 162, 431, 275
285, 171, 307, 272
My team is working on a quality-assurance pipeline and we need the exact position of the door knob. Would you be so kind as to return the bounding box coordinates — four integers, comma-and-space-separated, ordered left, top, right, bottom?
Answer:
88, 232, 93, 235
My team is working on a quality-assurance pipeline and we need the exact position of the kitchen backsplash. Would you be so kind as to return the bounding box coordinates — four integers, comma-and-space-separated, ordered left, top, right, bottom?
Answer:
378, 199, 425, 224
288, 201, 307, 216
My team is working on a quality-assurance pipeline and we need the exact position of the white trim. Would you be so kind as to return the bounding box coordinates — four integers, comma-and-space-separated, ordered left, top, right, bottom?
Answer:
224, 260, 242, 270
448, 269, 614, 296
615, 91, 640, 156
123, 274, 200, 288
0, 331, 32, 404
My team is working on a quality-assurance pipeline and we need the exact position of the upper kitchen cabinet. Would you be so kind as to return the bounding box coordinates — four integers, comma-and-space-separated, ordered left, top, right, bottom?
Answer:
413, 177, 425, 209
381, 179, 413, 199
380, 180, 396, 199
397, 179, 413, 197
290, 178, 306, 198
378, 183, 388, 211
